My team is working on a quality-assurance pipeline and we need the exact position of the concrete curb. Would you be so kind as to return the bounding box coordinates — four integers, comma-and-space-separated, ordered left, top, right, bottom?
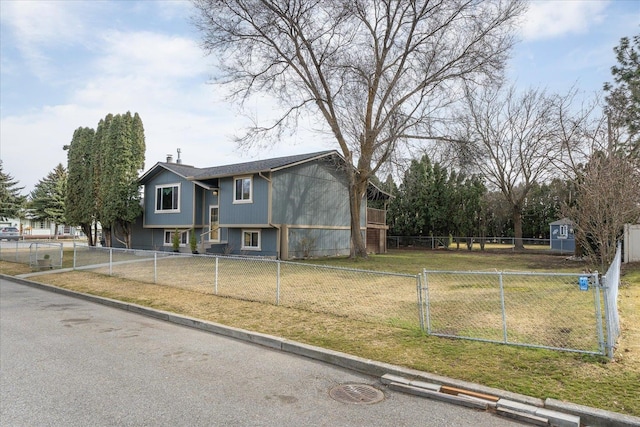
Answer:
3, 274, 639, 427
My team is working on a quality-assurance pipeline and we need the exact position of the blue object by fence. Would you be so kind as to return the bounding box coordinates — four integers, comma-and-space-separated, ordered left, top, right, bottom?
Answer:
579, 276, 589, 291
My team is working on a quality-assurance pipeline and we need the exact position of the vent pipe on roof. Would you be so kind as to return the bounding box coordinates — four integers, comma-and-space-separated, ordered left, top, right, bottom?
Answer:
166, 154, 173, 163
176, 148, 182, 164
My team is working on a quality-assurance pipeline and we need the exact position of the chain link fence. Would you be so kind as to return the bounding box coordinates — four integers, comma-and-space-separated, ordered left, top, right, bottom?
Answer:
421, 270, 604, 354
71, 245, 422, 328
3, 242, 623, 357
388, 235, 573, 253
422, 243, 622, 357
602, 243, 622, 359
0, 241, 63, 269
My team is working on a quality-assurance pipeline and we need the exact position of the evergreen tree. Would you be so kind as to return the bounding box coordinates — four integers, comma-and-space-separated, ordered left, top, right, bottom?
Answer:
65, 127, 97, 245
29, 164, 67, 237
388, 155, 486, 244
0, 161, 26, 221
603, 34, 639, 158
96, 112, 145, 248
65, 112, 145, 248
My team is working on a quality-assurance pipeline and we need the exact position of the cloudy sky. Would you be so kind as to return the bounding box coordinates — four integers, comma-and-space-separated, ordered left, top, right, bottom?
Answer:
1, 0, 638, 195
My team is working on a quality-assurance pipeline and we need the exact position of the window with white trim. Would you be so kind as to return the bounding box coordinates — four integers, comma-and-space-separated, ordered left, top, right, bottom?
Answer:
164, 230, 187, 246
559, 224, 568, 239
156, 184, 180, 212
233, 176, 252, 203
242, 230, 261, 250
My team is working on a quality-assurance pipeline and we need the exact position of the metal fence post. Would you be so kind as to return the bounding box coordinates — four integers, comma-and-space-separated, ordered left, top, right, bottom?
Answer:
423, 269, 431, 334
593, 272, 607, 357
276, 260, 281, 306
214, 256, 219, 295
499, 272, 508, 344
416, 274, 424, 332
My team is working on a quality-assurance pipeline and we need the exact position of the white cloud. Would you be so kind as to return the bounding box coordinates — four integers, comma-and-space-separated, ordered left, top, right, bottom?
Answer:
0, 0, 93, 79
96, 31, 208, 79
520, 0, 609, 41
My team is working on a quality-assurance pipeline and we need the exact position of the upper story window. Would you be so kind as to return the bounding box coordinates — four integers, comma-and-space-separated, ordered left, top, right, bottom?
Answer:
234, 176, 252, 204
156, 184, 180, 212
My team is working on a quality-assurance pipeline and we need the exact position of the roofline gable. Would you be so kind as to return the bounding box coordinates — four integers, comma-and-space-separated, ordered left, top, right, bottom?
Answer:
138, 150, 391, 198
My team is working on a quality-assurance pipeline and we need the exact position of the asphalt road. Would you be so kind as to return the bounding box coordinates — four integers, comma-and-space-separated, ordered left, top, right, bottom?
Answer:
0, 277, 524, 426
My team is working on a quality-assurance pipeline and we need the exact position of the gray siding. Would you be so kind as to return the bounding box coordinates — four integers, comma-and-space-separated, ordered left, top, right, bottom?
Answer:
219, 174, 269, 225
208, 228, 278, 257
550, 224, 575, 252
143, 169, 195, 227
272, 162, 353, 226
287, 228, 352, 258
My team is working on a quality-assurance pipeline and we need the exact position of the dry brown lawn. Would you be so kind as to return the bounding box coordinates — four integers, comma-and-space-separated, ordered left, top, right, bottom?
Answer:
1, 253, 639, 416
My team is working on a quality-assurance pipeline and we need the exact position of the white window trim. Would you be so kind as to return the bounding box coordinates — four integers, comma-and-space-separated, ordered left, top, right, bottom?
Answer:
241, 229, 261, 251
155, 183, 181, 213
209, 205, 220, 243
163, 229, 188, 246
558, 224, 568, 239
233, 176, 253, 204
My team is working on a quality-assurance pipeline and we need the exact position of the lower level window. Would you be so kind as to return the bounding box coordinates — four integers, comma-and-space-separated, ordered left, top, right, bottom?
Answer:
242, 230, 261, 250
164, 230, 187, 246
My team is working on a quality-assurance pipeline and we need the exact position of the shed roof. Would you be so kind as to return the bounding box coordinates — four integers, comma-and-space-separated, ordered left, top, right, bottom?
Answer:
549, 218, 574, 226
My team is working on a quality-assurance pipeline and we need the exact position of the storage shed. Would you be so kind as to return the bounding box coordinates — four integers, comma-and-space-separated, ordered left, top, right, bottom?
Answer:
549, 218, 575, 253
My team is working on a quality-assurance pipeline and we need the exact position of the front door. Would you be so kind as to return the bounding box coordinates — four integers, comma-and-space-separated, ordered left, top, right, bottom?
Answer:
210, 206, 219, 242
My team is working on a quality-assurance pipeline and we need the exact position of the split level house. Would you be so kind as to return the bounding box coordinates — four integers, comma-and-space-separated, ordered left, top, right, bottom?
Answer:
131, 150, 390, 259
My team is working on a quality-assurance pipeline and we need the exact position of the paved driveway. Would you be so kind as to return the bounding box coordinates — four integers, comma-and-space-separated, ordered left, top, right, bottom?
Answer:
0, 277, 524, 426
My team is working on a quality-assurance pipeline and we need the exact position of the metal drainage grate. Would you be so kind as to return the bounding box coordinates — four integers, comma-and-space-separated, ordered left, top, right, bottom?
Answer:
329, 383, 385, 405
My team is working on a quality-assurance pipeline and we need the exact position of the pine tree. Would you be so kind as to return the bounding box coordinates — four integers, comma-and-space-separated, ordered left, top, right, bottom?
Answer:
0, 161, 26, 221
603, 34, 639, 158
29, 164, 67, 237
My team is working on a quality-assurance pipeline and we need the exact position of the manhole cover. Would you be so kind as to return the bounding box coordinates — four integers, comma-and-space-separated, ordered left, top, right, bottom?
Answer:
329, 383, 385, 405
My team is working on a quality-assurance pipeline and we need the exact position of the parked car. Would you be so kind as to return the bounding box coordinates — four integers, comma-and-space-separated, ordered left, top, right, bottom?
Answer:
0, 227, 21, 241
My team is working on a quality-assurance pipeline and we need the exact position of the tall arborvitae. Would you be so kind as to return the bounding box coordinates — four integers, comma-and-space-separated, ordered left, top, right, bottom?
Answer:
64, 127, 96, 245
97, 112, 145, 248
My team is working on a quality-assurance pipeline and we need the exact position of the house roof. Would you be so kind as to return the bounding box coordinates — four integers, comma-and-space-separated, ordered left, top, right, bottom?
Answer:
139, 149, 392, 199
140, 150, 337, 184
192, 150, 337, 179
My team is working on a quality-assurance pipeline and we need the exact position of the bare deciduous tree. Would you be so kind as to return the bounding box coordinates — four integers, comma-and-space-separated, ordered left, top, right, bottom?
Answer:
565, 152, 640, 269
192, 0, 525, 257
450, 84, 560, 249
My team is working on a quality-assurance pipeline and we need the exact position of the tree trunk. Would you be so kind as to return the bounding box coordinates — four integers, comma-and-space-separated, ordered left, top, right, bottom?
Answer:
348, 178, 368, 259
513, 209, 524, 250
82, 223, 93, 246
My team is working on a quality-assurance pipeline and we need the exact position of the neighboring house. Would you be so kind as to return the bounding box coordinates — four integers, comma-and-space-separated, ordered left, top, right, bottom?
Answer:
549, 218, 575, 253
1, 216, 82, 238
132, 150, 390, 259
